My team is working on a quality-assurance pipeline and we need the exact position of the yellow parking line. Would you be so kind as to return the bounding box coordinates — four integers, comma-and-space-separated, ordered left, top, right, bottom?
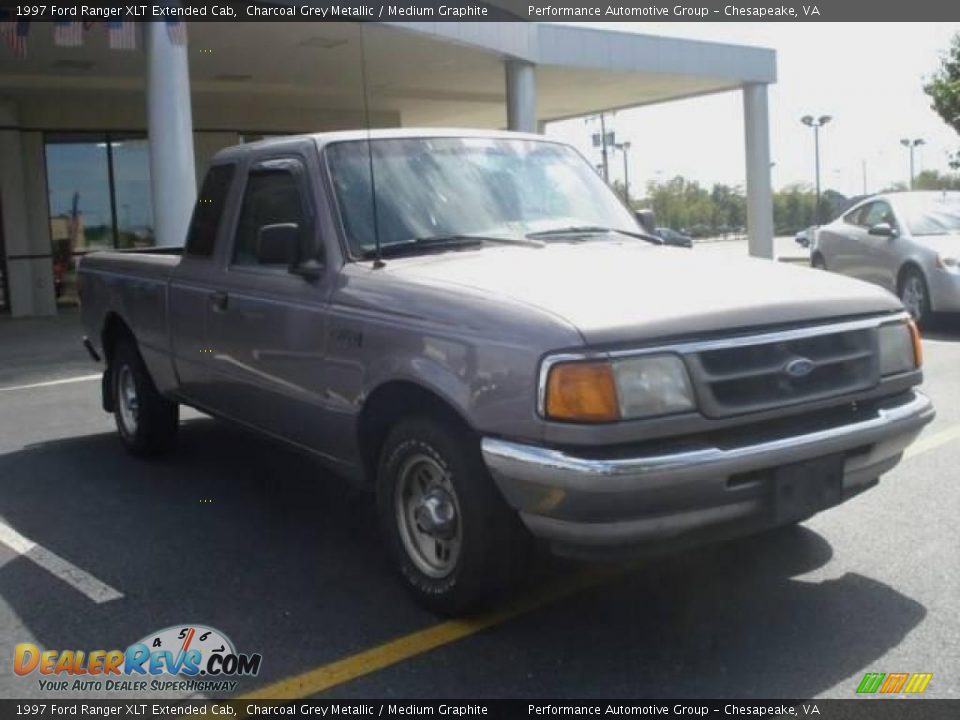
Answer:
239, 421, 960, 701
903, 423, 960, 460
238, 566, 618, 701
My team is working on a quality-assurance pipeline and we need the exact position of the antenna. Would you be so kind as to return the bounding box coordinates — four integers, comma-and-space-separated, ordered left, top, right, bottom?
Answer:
358, 24, 384, 269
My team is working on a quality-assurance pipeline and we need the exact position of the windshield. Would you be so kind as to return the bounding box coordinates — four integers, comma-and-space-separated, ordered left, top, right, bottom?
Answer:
898, 194, 960, 237
325, 136, 638, 257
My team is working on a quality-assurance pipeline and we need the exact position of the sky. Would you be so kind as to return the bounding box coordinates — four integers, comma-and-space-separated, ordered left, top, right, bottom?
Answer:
544, 22, 960, 199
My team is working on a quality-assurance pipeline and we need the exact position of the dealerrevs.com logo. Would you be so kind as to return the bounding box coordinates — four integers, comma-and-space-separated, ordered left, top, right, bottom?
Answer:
14, 624, 262, 694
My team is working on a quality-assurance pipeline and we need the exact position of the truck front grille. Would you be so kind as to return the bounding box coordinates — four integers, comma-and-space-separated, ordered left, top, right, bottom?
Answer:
687, 326, 879, 418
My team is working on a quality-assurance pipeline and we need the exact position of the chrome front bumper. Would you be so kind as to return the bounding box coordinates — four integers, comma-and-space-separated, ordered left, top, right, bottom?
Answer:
482, 391, 934, 556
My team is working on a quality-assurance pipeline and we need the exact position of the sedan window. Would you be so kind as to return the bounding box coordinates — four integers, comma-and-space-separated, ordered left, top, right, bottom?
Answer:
861, 202, 896, 230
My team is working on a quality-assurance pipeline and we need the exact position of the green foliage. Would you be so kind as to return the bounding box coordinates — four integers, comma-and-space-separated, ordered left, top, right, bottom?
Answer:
924, 33, 960, 168
637, 176, 844, 237
912, 169, 960, 190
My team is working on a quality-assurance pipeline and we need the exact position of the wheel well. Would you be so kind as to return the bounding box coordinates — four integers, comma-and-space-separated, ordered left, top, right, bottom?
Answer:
897, 262, 925, 293
811, 250, 825, 265
358, 381, 473, 484
101, 313, 135, 365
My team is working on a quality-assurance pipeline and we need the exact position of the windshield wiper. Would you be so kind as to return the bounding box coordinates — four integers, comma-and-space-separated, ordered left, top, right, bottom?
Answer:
362, 234, 543, 260
526, 225, 663, 245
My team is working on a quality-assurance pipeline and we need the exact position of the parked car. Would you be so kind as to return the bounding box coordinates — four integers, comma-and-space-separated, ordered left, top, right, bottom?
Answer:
795, 225, 818, 248
813, 191, 960, 325
656, 227, 694, 248
79, 130, 934, 614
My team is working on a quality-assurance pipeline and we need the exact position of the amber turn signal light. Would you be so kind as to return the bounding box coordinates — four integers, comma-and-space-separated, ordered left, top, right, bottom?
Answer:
908, 319, 923, 368
545, 361, 620, 422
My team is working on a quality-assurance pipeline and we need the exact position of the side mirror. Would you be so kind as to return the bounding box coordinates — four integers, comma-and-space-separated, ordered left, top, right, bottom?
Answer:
634, 209, 656, 234
868, 222, 897, 238
256, 223, 300, 264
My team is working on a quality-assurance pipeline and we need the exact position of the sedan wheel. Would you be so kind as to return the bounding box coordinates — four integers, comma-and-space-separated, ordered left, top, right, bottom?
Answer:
899, 269, 930, 325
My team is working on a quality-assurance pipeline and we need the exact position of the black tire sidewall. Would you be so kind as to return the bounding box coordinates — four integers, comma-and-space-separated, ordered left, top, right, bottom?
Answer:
900, 268, 932, 326
376, 417, 521, 614
111, 341, 177, 455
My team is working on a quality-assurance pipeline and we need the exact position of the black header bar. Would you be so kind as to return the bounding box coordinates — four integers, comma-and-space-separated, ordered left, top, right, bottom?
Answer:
0, 0, 958, 23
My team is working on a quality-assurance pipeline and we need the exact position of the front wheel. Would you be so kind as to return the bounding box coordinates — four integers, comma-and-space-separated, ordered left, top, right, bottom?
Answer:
899, 267, 932, 327
376, 416, 529, 615
111, 340, 179, 457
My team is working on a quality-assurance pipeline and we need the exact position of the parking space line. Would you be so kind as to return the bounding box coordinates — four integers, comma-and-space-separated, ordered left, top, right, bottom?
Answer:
238, 566, 618, 701
238, 419, 960, 701
0, 374, 100, 393
903, 423, 960, 460
0, 521, 123, 604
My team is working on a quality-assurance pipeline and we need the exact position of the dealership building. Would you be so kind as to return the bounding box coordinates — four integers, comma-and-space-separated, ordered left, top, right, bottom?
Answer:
0, 20, 776, 317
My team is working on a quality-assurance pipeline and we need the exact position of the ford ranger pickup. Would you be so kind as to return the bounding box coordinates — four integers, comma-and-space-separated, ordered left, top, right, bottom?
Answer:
78, 129, 935, 614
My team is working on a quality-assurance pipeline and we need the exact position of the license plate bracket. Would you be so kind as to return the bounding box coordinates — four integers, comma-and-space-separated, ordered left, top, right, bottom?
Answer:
771, 454, 845, 524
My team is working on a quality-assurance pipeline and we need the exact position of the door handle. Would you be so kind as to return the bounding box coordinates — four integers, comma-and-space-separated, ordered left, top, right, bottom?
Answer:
209, 291, 229, 313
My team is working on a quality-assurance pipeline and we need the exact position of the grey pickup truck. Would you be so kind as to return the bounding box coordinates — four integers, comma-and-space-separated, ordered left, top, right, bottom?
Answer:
79, 129, 934, 614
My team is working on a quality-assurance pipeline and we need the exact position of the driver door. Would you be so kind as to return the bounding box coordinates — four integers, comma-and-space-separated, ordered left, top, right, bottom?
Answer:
858, 200, 900, 291
204, 156, 332, 451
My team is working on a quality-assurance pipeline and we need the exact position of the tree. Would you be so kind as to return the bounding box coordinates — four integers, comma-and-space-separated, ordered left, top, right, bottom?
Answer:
913, 169, 960, 190
924, 33, 960, 169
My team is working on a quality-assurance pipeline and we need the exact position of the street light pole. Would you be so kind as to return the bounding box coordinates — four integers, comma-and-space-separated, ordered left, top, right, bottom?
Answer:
615, 142, 631, 205
900, 138, 925, 189
599, 113, 610, 182
801, 114, 832, 224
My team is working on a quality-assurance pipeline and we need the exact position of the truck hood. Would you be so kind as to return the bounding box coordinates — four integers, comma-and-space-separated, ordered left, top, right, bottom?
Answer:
381, 241, 903, 345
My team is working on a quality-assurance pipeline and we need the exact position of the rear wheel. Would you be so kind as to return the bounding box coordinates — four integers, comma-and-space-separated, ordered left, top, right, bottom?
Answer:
899, 267, 932, 327
376, 416, 530, 615
111, 340, 179, 456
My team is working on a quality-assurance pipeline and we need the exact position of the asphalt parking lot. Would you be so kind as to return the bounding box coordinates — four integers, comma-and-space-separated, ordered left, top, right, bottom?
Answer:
1, 308, 958, 700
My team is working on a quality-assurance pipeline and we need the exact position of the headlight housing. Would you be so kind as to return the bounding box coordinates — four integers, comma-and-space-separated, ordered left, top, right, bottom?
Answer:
936, 254, 958, 271
543, 354, 696, 423
878, 320, 922, 376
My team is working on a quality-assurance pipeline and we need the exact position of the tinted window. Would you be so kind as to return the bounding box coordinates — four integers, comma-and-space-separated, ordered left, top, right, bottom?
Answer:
185, 164, 235, 257
233, 168, 304, 266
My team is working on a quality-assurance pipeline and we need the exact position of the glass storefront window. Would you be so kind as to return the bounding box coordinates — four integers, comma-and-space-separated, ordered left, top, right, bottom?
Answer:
45, 133, 154, 306
111, 138, 155, 249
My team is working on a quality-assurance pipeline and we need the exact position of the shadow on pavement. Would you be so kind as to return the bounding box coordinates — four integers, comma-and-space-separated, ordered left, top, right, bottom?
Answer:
0, 417, 927, 699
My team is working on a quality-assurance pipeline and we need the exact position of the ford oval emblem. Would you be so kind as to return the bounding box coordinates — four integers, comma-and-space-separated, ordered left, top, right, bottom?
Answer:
784, 357, 816, 378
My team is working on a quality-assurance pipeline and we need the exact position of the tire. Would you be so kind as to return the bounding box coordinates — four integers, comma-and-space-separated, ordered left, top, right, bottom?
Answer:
899, 266, 932, 327
111, 339, 179, 457
811, 253, 827, 270
376, 416, 530, 615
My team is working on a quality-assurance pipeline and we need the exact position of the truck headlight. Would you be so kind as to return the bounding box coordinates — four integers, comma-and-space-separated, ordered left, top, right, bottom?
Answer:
878, 320, 922, 376
543, 354, 695, 422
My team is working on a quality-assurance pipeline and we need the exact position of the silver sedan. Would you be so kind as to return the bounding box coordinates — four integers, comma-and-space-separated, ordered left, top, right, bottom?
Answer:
813, 191, 960, 324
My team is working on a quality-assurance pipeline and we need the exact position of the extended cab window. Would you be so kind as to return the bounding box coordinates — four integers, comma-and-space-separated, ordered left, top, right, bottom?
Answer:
185, 163, 235, 257
233, 165, 306, 266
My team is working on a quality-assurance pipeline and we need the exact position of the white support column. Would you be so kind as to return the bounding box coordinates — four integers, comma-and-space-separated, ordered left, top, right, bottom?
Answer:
505, 60, 537, 133
145, 20, 197, 248
0, 102, 56, 316
742, 83, 775, 259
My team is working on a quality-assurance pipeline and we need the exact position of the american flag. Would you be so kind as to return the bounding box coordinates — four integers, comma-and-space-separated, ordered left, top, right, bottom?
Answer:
53, 20, 83, 48
1, 20, 29, 58
166, 20, 187, 46
107, 20, 136, 50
